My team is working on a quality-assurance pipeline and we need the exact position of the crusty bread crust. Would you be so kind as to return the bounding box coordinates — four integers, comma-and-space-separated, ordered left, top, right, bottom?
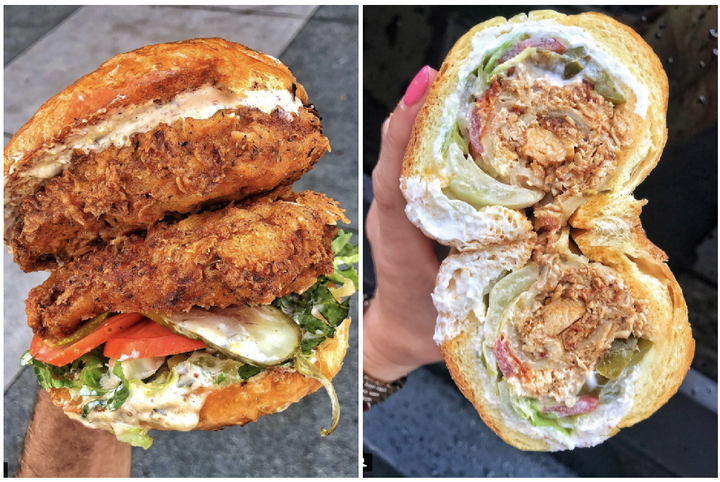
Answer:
406, 11, 692, 451
4, 38, 309, 247
49, 319, 350, 433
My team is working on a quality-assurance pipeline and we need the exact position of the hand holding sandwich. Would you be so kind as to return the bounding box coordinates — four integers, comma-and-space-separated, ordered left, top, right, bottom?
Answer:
364, 66, 443, 383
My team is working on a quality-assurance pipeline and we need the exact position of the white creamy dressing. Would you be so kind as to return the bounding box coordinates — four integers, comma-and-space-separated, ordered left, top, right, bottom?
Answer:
433, 244, 533, 343
403, 176, 535, 253
65, 351, 253, 435
18, 86, 303, 180
499, 362, 641, 450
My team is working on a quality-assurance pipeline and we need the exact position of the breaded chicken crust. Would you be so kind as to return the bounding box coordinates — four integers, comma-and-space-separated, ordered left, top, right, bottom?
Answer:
27, 187, 348, 341
13, 105, 329, 272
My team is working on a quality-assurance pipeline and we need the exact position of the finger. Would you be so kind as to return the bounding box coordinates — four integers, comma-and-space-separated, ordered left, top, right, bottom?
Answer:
372, 66, 438, 211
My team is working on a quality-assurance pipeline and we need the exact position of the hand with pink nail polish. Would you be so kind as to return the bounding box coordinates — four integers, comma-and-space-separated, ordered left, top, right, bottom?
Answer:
364, 66, 442, 383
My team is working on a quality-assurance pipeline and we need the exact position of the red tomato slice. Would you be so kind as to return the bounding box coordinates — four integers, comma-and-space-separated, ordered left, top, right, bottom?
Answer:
31, 313, 145, 367
103, 319, 206, 360
542, 395, 599, 417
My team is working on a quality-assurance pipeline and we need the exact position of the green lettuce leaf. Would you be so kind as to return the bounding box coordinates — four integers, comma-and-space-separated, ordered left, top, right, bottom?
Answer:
81, 361, 130, 418
238, 364, 263, 380
21, 351, 77, 390
116, 428, 153, 450
273, 231, 357, 357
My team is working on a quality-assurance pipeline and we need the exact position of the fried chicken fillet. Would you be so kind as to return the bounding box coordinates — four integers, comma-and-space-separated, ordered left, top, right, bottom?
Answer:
4, 38, 330, 273
12, 106, 329, 272
27, 187, 348, 341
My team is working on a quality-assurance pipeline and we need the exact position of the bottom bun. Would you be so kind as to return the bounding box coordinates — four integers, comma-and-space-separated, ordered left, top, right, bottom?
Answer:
197, 318, 350, 431
49, 319, 350, 433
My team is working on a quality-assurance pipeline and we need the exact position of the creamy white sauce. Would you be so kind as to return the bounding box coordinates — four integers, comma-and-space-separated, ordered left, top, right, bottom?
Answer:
433, 245, 533, 343
65, 351, 269, 435
402, 176, 534, 253
18, 86, 303, 180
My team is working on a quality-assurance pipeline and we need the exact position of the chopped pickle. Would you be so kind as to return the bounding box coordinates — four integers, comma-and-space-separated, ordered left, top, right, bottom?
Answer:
590, 70, 626, 104
562, 46, 588, 60
563, 59, 586, 79
45, 312, 110, 347
153, 306, 302, 367
633, 338, 654, 366
596, 338, 639, 380
532, 49, 564, 71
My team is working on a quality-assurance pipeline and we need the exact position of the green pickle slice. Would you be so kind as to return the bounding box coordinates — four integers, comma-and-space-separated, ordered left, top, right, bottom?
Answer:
596, 337, 644, 380
45, 312, 110, 347
590, 70, 626, 104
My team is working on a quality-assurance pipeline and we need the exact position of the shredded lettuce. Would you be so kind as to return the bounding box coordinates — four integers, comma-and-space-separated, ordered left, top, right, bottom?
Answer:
237, 364, 263, 380
329, 229, 359, 291
81, 361, 130, 418
116, 427, 153, 450
21, 351, 76, 390
498, 381, 573, 440
274, 230, 357, 356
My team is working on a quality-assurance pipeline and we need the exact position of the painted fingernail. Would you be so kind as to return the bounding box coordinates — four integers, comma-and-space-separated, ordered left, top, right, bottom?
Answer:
403, 65, 430, 106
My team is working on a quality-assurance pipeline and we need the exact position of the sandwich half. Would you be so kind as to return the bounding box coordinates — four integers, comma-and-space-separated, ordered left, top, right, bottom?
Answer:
7, 39, 357, 449
401, 10, 693, 450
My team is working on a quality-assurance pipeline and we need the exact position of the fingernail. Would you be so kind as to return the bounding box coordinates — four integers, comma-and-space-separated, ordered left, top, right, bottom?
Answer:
403, 65, 430, 106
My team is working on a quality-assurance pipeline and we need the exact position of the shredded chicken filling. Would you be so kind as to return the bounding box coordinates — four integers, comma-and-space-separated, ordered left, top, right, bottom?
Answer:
495, 230, 647, 403
468, 62, 634, 230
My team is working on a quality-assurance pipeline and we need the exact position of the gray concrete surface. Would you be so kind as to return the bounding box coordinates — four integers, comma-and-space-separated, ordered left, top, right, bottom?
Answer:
3, 5, 80, 66
4, 5, 359, 478
363, 367, 578, 477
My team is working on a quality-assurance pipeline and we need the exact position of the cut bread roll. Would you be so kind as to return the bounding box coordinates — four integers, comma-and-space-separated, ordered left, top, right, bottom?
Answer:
401, 10, 667, 250
402, 10, 693, 451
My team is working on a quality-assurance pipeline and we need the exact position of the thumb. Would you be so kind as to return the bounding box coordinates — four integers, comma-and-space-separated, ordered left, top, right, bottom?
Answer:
372, 66, 438, 211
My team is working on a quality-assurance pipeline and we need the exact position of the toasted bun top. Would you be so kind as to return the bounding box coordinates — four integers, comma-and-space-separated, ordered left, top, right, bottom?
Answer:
4, 38, 309, 247
5, 38, 306, 178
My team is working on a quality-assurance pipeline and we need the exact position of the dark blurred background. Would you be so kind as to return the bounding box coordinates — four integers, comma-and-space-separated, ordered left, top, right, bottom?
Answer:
363, 5, 717, 477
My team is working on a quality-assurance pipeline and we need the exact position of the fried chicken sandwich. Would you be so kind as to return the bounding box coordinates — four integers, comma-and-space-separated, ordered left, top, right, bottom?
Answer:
400, 11, 693, 450
6, 38, 357, 449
